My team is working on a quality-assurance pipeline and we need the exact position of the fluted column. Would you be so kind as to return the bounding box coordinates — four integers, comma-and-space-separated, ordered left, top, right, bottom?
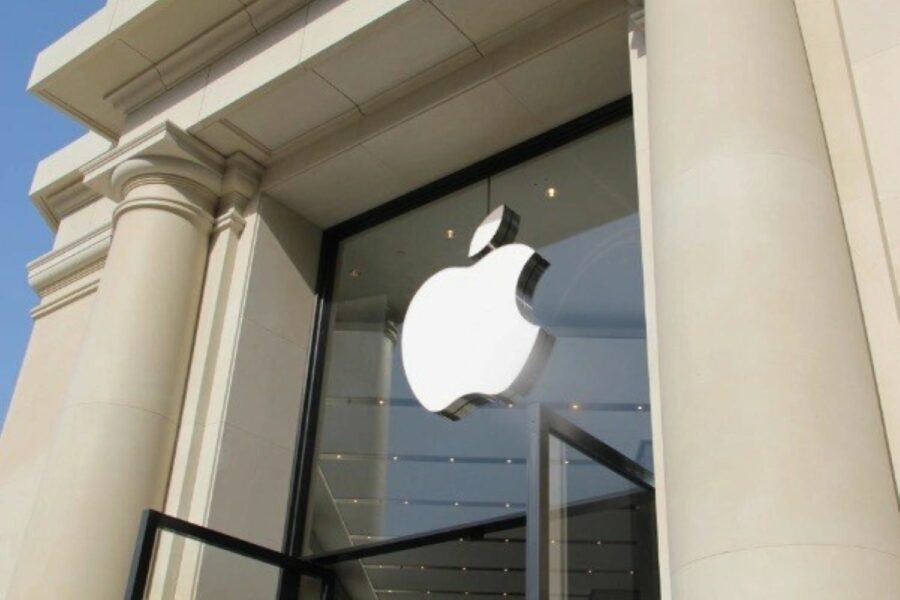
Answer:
8, 156, 220, 599
645, 0, 900, 598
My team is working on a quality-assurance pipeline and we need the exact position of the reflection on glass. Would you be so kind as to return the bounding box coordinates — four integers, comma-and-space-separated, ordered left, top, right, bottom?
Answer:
146, 533, 281, 600
347, 526, 525, 599
548, 438, 658, 600
304, 117, 652, 597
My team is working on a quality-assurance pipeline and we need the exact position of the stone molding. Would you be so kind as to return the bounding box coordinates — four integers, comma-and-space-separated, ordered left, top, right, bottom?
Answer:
27, 224, 112, 297
27, 223, 112, 318
31, 179, 102, 231
105, 0, 313, 115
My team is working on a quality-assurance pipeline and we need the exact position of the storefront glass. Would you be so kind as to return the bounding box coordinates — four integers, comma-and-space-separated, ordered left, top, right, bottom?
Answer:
301, 113, 654, 598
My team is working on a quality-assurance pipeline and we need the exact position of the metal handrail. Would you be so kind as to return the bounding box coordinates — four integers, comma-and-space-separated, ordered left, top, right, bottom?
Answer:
124, 509, 334, 600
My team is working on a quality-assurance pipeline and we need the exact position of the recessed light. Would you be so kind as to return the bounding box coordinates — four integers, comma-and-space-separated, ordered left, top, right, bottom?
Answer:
349, 268, 361, 278
587, 569, 593, 574
336, 454, 342, 459
503, 568, 509, 573
403, 500, 409, 505
378, 399, 385, 405
637, 405, 644, 411
461, 567, 467, 571
454, 501, 460, 506
504, 538, 510, 543
545, 186, 557, 199
505, 502, 511, 508
449, 457, 455, 463
445, 229, 456, 240
352, 499, 358, 504
392, 456, 398, 461
570, 402, 580, 411
564, 460, 570, 465
506, 459, 512, 464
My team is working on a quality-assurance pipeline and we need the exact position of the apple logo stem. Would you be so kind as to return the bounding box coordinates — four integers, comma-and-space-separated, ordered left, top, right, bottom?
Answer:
402, 205, 555, 420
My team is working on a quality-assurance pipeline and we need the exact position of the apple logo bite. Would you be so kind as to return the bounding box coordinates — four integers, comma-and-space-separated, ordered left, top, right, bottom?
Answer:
402, 205, 554, 420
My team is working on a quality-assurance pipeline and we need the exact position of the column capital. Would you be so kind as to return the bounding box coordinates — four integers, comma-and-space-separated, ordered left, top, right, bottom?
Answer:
82, 121, 225, 203
110, 155, 220, 231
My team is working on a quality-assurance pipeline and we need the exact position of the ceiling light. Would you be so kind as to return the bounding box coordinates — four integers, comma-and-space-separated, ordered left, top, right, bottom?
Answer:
638, 405, 644, 411
378, 399, 385, 405
352, 499, 358, 504
446, 229, 456, 240
349, 268, 361, 278
403, 500, 409, 505
570, 402, 580, 411
392, 456, 398, 461
449, 457, 455, 463
545, 186, 557, 199
454, 501, 460, 506
506, 459, 512, 464
336, 454, 342, 459
505, 502, 511, 508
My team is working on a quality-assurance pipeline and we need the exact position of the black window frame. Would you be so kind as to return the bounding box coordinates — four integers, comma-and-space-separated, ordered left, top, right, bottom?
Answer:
278, 95, 638, 596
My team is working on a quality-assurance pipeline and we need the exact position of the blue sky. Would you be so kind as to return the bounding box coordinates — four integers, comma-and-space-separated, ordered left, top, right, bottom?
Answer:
0, 1, 104, 427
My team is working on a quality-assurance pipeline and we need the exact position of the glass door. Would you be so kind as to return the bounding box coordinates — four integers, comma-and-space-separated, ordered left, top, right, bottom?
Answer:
527, 405, 657, 600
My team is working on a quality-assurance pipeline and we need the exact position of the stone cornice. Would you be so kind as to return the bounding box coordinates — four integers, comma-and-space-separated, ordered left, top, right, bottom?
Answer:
31, 178, 102, 230
30, 0, 313, 136
105, 0, 313, 114
27, 224, 112, 297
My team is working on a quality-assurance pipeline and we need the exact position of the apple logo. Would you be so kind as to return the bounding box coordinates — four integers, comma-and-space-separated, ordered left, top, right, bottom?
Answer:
402, 205, 554, 420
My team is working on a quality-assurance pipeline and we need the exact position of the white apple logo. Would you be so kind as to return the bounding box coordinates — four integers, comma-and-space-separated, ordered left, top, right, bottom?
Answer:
402, 205, 554, 419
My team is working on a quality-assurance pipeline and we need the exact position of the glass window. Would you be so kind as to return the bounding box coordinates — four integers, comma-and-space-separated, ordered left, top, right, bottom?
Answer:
302, 116, 652, 597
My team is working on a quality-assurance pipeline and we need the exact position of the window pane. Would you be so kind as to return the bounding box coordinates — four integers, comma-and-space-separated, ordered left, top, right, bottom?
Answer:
304, 118, 652, 583
548, 437, 659, 600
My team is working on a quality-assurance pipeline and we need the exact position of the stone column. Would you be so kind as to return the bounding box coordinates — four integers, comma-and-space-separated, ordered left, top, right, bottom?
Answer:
8, 156, 220, 599
645, 1, 900, 598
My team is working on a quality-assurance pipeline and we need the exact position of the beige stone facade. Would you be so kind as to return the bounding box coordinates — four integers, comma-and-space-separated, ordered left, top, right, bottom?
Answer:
0, 0, 897, 598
